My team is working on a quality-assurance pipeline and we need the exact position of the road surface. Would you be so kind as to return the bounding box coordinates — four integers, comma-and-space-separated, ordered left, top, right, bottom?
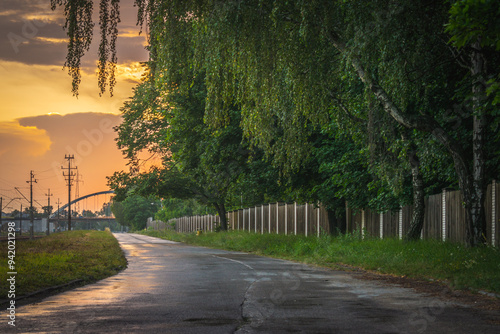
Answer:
2, 233, 499, 333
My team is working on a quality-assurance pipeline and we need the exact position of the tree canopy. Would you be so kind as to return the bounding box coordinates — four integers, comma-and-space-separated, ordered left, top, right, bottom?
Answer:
111, 194, 160, 230
53, 0, 500, 245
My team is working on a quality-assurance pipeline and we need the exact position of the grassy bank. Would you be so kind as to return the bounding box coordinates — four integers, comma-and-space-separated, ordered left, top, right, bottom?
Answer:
140, 229, 500, 294
0, 230, 127, 298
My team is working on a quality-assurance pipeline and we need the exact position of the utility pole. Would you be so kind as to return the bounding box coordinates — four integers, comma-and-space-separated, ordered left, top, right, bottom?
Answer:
19, 203, 22, 235
15, 187, 30, 235
27, 170, 37, 239
75, 171, 83, 215
56, 198, 61, 232
62, 155, 77, 231
45, 189, 53, 235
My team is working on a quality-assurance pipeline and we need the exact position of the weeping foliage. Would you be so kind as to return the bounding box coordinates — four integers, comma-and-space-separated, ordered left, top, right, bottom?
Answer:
56, 0, 499, 244
51, 0, 120, 96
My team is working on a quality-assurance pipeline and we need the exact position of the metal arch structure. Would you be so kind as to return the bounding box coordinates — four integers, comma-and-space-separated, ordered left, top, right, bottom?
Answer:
49, 190, 115, 218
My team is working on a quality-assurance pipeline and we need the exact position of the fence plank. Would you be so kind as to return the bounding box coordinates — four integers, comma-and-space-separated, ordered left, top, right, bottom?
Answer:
162, 181, 498, 247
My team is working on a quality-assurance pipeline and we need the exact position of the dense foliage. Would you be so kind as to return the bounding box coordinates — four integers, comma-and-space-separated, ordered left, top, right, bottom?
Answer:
111, 194, 160, 230
53, 0, 500, 245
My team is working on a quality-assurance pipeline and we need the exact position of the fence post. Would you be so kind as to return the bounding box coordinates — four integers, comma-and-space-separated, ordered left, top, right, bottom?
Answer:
305, 203, 308, 237
442, 189, 447, 242
362, 209, 366, 239
255, 206, 257, 233
249, 207, 251, 232
268, 203, 271, 233
294, 202, 297, 235
243, 209, 246, 231
379, 213, 383, 239
285, 203, 288, 235
398, 208, 403, 240
276, 202, 279, 234
492, 180, 496, 247
261, 205, 264, 234
317, 204, 320, 237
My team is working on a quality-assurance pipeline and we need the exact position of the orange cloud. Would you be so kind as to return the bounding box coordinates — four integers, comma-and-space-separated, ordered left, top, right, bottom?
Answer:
0, 120, 52, 157
0, 61, 139, 122
115, 61, 146, 83
0, 113, 130, 213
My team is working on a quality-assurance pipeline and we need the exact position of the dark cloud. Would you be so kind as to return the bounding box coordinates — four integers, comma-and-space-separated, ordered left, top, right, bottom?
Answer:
0, 0, 147, 67
0, 0, 57, 16
0, 0, 66, 64
1, 27, 67, 65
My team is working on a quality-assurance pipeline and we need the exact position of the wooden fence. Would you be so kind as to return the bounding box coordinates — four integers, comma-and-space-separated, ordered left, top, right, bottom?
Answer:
170, 215, 222, 233
346, 181, 499, 247
152, 180, 499, 247
227, 202, 330, 237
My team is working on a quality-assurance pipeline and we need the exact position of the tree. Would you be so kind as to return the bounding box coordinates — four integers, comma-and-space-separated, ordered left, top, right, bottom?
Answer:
53, 0, 500, 245
110, 200, 125, 226
139, 0, 497, 246
42, 205, 53, 217
155, 198, 212, 222
111, 195, 159, 230
108, 68, 259, 231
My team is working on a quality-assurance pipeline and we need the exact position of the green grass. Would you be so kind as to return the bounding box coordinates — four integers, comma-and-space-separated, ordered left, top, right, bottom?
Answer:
140, 229, 500, 294
0, 230, 127, 298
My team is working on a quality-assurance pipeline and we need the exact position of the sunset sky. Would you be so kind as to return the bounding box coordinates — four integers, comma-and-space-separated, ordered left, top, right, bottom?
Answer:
0, 0, 149, 214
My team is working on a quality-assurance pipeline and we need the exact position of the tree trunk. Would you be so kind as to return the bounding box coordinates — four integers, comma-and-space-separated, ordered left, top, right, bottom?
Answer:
405, 147, 425, 241
469, 41, 488, 246
214, 202, 228, 231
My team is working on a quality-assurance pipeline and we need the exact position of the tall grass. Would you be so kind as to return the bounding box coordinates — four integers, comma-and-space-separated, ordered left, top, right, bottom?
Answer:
140, 229, 500, 294
0, 230, 127, 297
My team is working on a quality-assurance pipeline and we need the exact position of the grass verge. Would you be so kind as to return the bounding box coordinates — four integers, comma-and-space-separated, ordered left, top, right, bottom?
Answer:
139, 229, 500, 294
0, 230, 127, 298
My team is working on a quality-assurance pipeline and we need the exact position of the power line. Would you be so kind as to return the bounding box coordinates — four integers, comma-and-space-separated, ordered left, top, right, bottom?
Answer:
14, 187, 30, 204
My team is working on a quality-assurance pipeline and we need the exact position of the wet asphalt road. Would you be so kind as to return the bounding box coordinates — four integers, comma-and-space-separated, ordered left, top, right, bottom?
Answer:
2, 233, 499, 333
